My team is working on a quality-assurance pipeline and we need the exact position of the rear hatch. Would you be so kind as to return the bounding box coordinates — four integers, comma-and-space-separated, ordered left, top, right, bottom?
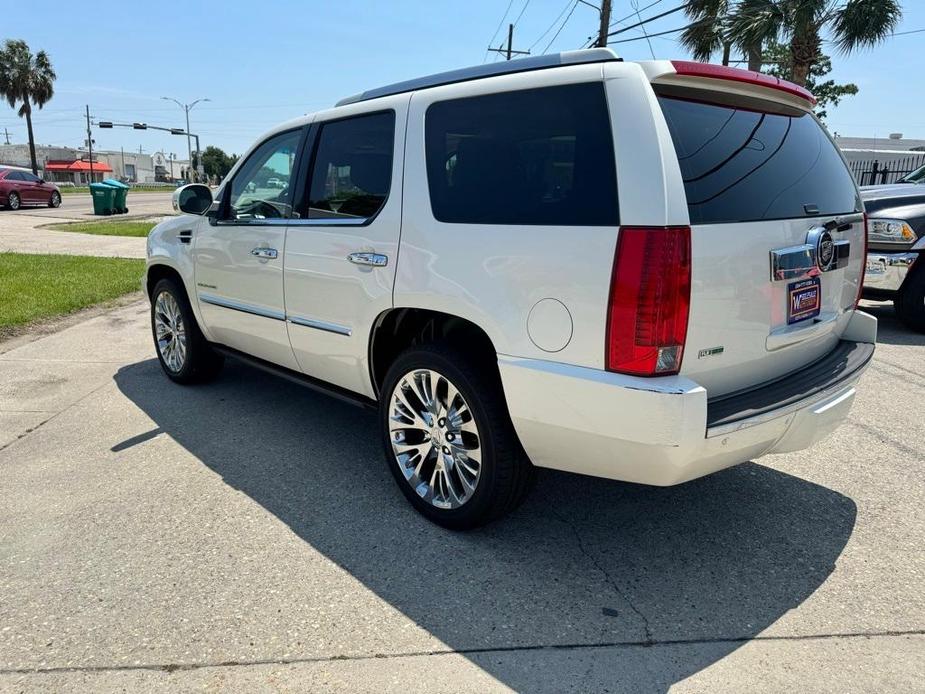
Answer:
648, 63, 865, 397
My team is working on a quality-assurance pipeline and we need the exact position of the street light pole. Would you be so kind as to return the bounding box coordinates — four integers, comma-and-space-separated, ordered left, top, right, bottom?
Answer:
161, 96, 209, 179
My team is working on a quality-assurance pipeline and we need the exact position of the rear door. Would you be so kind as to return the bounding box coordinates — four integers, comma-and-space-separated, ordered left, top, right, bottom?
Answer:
654, 84, 865, 397
283, 98, 407, 397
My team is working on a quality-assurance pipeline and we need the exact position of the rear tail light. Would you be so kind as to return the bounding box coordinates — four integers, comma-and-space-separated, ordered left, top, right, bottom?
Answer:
606, 226, 691, 376
856, 214, 868, 308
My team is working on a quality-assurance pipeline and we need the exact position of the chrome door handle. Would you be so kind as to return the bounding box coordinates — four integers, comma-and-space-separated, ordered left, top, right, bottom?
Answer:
347, 252, 388, 267
251, 247, 278, 259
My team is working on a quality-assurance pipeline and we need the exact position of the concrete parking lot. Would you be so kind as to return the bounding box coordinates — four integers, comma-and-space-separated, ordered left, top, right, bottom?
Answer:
0, 298, 922, 692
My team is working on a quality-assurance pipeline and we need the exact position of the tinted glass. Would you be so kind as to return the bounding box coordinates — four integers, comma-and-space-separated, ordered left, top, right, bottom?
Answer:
6, 171, 24, 181
425, 83, 618, 226
306, 112, 395, 221
227, 129, 301, 221
22, 172, 41, 183
658, 95, 860, 225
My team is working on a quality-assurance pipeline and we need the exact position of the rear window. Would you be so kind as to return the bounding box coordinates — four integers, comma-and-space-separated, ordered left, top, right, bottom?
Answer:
658, 95, 861, 225
425, 83, 618, 226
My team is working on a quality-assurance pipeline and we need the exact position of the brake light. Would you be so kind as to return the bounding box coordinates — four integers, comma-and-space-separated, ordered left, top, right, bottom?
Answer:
670, 60, 816, 106
856, 214, 868, 308
606, 226, 691, 376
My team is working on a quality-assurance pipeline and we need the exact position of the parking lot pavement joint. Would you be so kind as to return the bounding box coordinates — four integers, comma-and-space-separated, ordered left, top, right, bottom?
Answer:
0, 380, 111, 455
847, 419, 925, 461
1, 630, 922, 678
542, 501, 654, 645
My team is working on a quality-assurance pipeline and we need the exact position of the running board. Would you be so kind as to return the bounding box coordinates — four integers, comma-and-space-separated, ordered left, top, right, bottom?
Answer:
212, 345, 376, 410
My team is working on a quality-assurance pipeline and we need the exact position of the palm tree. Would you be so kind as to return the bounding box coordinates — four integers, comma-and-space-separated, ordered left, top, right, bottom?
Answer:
731, 0, 902, 86
681, 0, 765, 69
0, 40, 56, 175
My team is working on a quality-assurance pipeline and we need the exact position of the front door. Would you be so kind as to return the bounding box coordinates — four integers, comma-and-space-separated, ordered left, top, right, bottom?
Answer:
193, 128, 305, 370
284, 101, 407, 397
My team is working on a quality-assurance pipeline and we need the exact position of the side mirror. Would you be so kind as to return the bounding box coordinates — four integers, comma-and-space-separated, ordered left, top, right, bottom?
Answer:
172, 183, 213, 216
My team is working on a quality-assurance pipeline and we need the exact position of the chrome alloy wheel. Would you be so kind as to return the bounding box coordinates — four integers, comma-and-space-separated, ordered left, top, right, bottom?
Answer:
388, 369, 482, 510
153, 291, 187, 373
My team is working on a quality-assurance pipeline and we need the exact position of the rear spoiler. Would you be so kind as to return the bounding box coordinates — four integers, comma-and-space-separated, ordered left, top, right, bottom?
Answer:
637, 60, 816, 110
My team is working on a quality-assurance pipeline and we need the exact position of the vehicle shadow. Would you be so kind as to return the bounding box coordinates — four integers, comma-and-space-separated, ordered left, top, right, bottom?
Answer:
114, 359, 856, 693
860, 300, 925, 346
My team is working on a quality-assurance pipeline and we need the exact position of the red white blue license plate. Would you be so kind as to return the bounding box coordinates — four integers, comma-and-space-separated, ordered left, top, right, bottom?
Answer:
788, 277, 821, 324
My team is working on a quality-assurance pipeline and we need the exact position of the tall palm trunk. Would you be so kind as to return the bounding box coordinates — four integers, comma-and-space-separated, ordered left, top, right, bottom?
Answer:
23, 102, 37, 175
789, 29, 821, 87
746, 44, 762, 72
721, 41, 731, 66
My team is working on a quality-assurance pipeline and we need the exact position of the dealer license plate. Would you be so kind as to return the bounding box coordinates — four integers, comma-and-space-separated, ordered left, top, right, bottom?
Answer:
788, 277, 821, 324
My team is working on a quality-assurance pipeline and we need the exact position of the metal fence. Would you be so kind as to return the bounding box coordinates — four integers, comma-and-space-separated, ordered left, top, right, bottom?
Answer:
847, 154, 925, 186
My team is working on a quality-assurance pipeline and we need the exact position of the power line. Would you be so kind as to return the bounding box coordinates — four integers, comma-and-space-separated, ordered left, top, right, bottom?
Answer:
609, 0, 664, 28
602, 3, 686, 40
512, 0, 531, 27
484, 0, 516, 62
892, 27, 925, 36
611, 19, 709, 43
543, 0, 580, 54
631, 0, 656, 59
529, 0, 576, 51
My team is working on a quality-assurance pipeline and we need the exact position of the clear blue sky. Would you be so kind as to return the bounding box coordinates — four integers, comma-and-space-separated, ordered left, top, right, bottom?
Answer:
5, 0, 924, 159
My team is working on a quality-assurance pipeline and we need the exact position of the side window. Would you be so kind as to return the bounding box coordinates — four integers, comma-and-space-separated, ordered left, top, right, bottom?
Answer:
6, 171, 23, 181
226, 129, 302, 221
306, 111, 395, 221
23, 172, 41, 183
425, 83, 618, 226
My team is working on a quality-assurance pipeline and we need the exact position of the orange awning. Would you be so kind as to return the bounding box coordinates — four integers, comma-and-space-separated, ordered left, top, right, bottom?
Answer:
45, 160, 113, 173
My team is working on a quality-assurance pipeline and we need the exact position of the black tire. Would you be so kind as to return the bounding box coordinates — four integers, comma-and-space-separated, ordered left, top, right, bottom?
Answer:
150, 278, 224, 384
895, 266, 925, 333
7, 191, 20, 210
379, 342, 534, 530
49, 191, 61, 208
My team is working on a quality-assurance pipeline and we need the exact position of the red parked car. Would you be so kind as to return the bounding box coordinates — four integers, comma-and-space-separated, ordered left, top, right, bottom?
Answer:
0, 168, 61, 210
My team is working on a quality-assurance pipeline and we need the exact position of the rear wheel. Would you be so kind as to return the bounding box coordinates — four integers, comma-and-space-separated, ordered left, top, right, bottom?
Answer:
7, 191, 20, 210
380, 343, 533, 530
151, 278, 224, 384
48, 191, 61, 208
895, 266, 925, 333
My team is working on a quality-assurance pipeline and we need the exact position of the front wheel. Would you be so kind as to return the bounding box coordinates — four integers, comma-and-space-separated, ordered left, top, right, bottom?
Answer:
150, 278, 224, 384
379, 343, 533, 530
48, 191, 61, 208
895, 266, 925, 333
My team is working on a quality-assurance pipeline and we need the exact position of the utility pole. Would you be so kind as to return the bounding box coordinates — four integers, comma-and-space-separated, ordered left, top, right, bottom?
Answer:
597, 0, 612, 48
121, 146, 126, 181
85, 105, 94, 184
3, 128, 9, 145
487, 23, 530, 61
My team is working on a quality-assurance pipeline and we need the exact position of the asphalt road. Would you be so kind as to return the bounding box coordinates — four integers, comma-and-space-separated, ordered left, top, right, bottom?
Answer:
0, 299, 922, 692
7, 191, 175, 220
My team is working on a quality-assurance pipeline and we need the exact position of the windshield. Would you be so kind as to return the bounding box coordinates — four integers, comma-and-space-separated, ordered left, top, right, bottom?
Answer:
658, 95, 861, 225
898, 164, 925, 184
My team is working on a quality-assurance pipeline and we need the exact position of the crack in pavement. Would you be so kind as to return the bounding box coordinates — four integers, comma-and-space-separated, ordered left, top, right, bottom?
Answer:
544, 501, 654, 645
2, 630, 922, 677
0, 380, 112, 454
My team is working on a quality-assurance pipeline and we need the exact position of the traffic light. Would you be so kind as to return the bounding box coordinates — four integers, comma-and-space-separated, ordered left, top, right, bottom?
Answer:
98, 121, 113, 128
132, 123, 147, 130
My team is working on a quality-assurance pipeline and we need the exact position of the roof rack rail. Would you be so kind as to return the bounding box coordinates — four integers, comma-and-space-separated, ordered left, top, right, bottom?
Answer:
335, 48, 621, 107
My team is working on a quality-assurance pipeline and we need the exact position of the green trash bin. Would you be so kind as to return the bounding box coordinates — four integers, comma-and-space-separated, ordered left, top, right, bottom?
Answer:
89, 182, 116, 216
103, 179, 129, 214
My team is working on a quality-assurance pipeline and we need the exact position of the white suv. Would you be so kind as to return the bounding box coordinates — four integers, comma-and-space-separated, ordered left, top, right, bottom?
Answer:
146, 49, 876, 529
